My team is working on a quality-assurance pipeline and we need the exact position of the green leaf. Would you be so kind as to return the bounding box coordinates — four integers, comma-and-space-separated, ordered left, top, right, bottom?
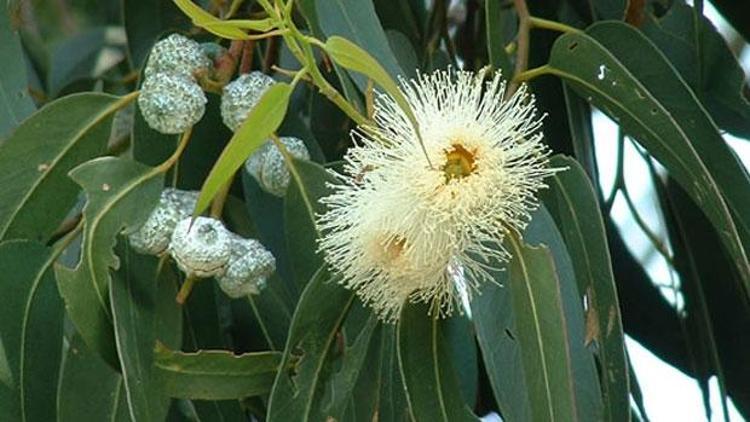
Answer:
316, 0, 405, 89
472, 208, 602, 421
547, 24, 750, 296
123, 0, 190, 69
154, 343, 282, 400
172, 0, 268, 39
55, 156, 164, 368
266, 267, 355, 422
541, 156, 629, 422
0, 93, 132, 242
57, 334, 130, 422
284, 158, 336, 293
195, 82, 292, 215
562, 86, 598, 182
320, 314, 379, 420
442, 314, 478, 407
0, 240, 63, 422
0, 3, 35, 139
397, 303, 479, 422
47, 27, 107, 96
485, 0, 513, 76
110, 244, 182, 421
642, 4, 750, 138
378, 325, 410, 422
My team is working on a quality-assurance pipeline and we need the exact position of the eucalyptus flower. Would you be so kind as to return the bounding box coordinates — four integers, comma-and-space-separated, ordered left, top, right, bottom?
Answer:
317, 69, 561, 321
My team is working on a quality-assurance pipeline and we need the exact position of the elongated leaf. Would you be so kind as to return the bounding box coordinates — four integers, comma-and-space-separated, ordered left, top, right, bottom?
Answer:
541, 156, 629, 421
378, 325, 410, 422
266, 268, 355, 422
172, 0, 270, 39
562, 86, 598, 182
57, 334, 129, 422
0, 240, 63, 422
154, 343, 282, 400
324, 36, 413, 124
195, 83, 292, 215
397, 303, 478, 422
284, 158, 335, 292
56, 157, 164, 368
0, 93, 132, 242
110, 244, 182, 421
316, 0, 404, 88
320, 315, 379, 420
642, 4, 750, 138
47, 27, 107, 96
547, 25, 750, 294
473, 208, 602, 421
0, 3, 35, 139
485, 0, 513, 76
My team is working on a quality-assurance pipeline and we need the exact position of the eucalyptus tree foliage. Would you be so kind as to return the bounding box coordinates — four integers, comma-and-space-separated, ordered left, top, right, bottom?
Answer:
0, 0, 748, 421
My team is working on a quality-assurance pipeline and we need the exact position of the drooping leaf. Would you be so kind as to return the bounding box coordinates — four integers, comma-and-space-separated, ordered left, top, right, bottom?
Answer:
378, 325, 410, 422
195, 82, 292, 215
154, 343, 282, 400
0, 240, 63, 422
110, 243, 182, 421
397, 302, 479, 422
547, 24, 750, 295
0, 93, 133, 242
562, 86, 598, 182
541, 156, 629, 421
0, 3, 35, 139
172, 0, 274, 39
55, 157, 164, 368
57, 334, 130, 422
284, 158, 336, 293
642, 4, 750, 138
266, 267, 355, 422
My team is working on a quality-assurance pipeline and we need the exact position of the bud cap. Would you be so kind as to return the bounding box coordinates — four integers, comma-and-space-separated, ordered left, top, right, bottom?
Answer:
220, 71, 275, 132
128, 188, 199, 255
217, 234, 276, 298
144, 33, 212, 79
170, 217, 232, 277
244, 137, 311, 197
138, 72, 207, 134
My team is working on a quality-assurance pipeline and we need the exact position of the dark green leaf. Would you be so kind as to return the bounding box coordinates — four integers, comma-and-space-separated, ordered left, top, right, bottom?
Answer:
195, 83, 292, 215
0, 93, 132, 242
55, 156, 164, 368
57, 334, 130, 422
485, 0, 513, 76
316, 0, 405, 89
110, 244, 182, 421
47, 27, 108, 96
0, 3, 35, 139
266, 267, 355, 422
397, 303, 479, 422
642, 4, 750, 138
154, 343, 282, 400
0, 240, 63, 422
562, 86, 598, 182
122, 0, 190, 69
378, 325, 410, 422
541, 156, 629, 421
284, 158, 335, 292
442, 314, 478, 407
547, 24, 750, 295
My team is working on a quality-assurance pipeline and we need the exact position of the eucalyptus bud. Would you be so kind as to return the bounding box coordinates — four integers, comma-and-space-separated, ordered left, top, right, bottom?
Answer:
144, 33, 212, 80
217, 234, 276, 298
170, 217, 232, 278
138, 72, 207, 134
220, 71, 275, 132
244, 137, 311, 197
128, 188, 198, 255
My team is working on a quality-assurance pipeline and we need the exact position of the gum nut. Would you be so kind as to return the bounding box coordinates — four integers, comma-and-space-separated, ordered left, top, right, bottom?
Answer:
138, 72, 207, 134
144, 33, 212, 79
218, 235, 276, 298
243, 140, 273, 182
128, 188, 198, 255
260, 137, 310, 196
170, 217, 232, 278
220, 71, 275, 132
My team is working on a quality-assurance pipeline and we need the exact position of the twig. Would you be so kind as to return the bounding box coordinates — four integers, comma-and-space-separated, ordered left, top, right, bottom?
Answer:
507, 0, 531, 97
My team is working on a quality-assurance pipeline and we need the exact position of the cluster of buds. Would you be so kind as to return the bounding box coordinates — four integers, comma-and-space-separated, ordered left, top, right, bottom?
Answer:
138, 34, 210, 134
127, 188, 275, 299
244, 136, 311, 197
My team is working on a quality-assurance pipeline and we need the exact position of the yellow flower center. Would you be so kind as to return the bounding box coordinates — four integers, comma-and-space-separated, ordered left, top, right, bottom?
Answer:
442, 144, 476, 181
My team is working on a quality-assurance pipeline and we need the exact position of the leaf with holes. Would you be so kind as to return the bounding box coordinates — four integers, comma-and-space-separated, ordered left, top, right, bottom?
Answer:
55, 157, 164, 368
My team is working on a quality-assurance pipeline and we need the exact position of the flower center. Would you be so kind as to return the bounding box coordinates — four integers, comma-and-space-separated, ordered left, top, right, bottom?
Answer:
382, 236, 407, 261
442, 144, 476, 181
